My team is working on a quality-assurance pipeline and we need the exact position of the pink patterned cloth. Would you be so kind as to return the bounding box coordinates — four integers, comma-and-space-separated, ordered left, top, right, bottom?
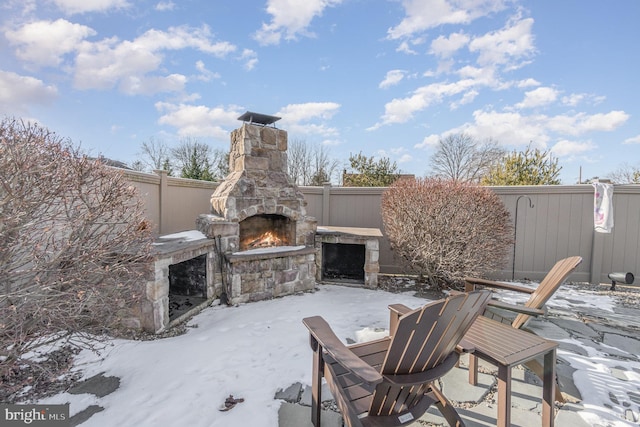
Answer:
593, 182, 614, 233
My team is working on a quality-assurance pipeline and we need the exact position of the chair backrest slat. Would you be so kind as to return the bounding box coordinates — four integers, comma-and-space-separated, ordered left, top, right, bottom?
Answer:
514, 256, 582, 329
369, 290, 491, 416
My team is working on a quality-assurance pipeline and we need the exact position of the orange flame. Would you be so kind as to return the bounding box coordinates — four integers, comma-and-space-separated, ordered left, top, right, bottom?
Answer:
244, 231, 285, 249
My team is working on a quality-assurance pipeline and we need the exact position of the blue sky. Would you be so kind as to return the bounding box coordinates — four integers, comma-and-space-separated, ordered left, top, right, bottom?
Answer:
1, 0, 638, 184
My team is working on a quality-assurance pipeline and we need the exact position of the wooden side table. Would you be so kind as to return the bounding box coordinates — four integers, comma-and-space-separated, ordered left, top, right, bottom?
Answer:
463, 316, 558, 427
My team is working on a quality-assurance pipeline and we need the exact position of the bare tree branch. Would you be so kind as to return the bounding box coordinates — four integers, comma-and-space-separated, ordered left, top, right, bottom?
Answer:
429, 133, 505, 182
381, 178, 512, 289
287, 139, 339, 185
136, 137, 171, 172
0, 118, 154, 379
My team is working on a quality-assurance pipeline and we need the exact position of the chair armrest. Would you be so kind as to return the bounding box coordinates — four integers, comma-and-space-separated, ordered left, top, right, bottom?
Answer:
302, 316, 383, 385
456, 337, 475, 354
487, 300, 545, 316
388, 304, 412, 336
465, 277, 535, 294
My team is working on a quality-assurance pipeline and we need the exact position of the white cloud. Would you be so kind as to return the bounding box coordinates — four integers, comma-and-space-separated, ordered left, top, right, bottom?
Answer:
5, 19, 96, 67
277, 102, 340, 123
155, 1, 175, 11
377, 147, 413, 164
370, 79, 476, 128
0, 70, 58, 114
379, 70, 406, 89
53, 0, 130, 14
430, 109, 629, 154
415, 134, 440, 149
155, 102, 242, 138
240, 49, 258, 71
133, 26, 235, 56
396, 40, 417, 55
516, 86, 558, 109
465, 110, 551, 148
119, 73, 187, 95
320, 138, 342, 146
451, 89, 479, 109
194, 61, 219, 82
275, 102, 340, 137
623, 135, 640, 145
546, 111, 629, 135
561, 93, 606, 107
387, 0, 510, 40
430, 31, 470, 57
398, 153, 413, 163
561, 93, 585, 107
469, 15, 536, 69
3, 0, 37, 15
551, 139, 596, 157
253, 0, 343, 46
73, 25, 236, 94
516, 78, 540, 88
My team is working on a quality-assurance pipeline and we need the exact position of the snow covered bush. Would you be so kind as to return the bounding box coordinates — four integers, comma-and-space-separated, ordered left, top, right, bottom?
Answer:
381, 177, 512, 289
0, 118, 153, 380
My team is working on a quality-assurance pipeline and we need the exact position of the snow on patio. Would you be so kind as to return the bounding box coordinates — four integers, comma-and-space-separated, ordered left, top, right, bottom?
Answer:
36, 284, 640, 426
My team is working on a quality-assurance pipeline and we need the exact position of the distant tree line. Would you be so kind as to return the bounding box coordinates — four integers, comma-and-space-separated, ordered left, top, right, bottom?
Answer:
130, 132, 638, 186
130, 137, 229, 181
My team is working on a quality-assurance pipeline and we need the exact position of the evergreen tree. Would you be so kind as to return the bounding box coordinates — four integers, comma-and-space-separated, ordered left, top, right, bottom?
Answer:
180, 146, 210, 180
481, 146, 562, 185
173, 139, 216, 181
161, 158, 173, 176
344, 151, 401, 187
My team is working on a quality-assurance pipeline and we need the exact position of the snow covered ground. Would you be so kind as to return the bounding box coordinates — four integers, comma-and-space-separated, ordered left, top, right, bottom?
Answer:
36, 284, 639, 426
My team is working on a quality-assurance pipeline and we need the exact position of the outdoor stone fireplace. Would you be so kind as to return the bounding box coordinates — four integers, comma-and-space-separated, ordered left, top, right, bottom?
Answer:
197, 112, 317, 304
138, 114, 386, 333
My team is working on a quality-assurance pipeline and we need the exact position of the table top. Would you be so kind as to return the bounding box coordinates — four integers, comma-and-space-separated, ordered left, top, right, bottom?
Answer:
464, 316, 558, 366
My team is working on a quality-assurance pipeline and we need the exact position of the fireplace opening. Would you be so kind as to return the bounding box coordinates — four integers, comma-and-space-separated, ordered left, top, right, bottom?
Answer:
322, 243, 365, 283
239, 214, 294, 251
168, 254, 207, 320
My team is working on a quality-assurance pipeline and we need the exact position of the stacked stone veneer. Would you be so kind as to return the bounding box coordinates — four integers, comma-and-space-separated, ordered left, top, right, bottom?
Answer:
196, 122, 317, 305
208, 122, 316, 237
142, 237, 219, 332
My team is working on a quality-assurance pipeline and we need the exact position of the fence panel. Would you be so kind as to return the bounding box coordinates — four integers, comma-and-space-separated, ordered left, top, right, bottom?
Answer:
124, 169, 640, 284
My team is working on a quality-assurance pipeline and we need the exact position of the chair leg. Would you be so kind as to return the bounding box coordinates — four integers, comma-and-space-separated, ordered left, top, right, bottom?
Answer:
431, 382, 465, 427
310, 337, 324, 427
524, 359, 565, 403
468, 354, 478, 385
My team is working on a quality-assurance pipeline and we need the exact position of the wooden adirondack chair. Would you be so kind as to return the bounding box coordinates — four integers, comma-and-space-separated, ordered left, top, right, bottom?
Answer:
464, 255, 583, 402
302, 290, 492, 427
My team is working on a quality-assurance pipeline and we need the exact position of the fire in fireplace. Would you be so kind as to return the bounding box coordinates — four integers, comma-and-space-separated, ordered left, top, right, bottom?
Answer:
239, 214, 293, 250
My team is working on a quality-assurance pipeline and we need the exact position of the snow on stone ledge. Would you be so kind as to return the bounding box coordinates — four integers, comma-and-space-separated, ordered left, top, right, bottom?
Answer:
154, 230, 208, 245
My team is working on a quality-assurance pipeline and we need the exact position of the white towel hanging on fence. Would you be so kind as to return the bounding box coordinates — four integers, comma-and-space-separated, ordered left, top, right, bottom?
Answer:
593, 182, 614, 233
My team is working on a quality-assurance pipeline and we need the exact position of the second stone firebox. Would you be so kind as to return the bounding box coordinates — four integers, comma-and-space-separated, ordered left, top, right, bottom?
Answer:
315, 226, 381, 288
197, 113, 317, 304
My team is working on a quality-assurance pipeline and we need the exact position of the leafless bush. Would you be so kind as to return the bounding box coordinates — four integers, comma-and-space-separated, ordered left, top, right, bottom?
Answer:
0, 118, 153, 379
381, 177, 512, 289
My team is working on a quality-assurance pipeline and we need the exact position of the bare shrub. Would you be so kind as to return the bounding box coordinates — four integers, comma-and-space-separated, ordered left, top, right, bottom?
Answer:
0, 118, 153, 381
381, 177, 512, 289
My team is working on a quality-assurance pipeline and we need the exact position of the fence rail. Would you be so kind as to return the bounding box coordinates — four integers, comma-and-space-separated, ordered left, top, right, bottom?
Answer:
123, 169, 640, 285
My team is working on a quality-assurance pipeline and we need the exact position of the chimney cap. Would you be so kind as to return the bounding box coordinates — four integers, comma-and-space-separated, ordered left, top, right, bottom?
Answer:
237, 111, 281, 126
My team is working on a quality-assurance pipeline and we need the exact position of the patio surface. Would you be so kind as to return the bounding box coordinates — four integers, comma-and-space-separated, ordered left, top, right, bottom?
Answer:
277, 283, 640, 427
